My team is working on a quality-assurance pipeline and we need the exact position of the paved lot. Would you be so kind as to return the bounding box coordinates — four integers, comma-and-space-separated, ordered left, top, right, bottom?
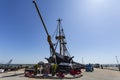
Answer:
0, 69, 120, 80
80, 69, 120, 80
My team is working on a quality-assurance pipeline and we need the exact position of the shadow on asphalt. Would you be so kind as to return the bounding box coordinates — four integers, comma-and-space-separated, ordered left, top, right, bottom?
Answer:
22, 75, 83, 79
1, 73, 24, 78
1, 73, 83, 79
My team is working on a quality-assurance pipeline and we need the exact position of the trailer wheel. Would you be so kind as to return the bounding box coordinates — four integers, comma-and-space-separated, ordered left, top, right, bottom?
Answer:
56, 72, 64, 78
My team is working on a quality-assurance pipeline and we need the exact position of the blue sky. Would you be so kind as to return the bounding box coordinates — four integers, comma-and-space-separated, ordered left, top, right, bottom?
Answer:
0, 0, 120, 64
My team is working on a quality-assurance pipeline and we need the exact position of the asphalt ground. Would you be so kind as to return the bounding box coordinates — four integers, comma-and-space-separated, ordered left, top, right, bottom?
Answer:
0, 68, 120, 80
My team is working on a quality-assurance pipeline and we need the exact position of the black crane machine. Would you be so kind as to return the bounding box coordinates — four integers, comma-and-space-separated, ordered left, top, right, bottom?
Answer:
32, 0, 82, 78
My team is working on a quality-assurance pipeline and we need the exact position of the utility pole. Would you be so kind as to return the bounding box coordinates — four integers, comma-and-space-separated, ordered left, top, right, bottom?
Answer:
82, 57, 84, 64
115, 56, 120, 71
